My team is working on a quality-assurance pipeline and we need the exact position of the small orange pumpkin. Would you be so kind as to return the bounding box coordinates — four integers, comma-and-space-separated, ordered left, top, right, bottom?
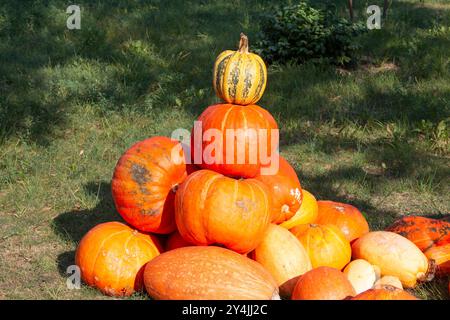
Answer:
316, 201, 369, 242
291, 224, 351, 270
144, 246, 279, 300
165, 230, 193, 251
75, 221, 161, 296
191, 103, 278, 178
250, 224, 312, 298
175, 169, 272, 254
112, 136, 188, 234
351, 285, 418, 300
291, 267, 356, 300
255, 156, 302, 224
280, 189, 318, 229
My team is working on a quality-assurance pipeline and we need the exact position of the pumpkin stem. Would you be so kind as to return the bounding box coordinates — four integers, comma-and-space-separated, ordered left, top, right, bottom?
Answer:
238, 33, 249, 54
418, 259, 436, 282
171, 184, 179, 193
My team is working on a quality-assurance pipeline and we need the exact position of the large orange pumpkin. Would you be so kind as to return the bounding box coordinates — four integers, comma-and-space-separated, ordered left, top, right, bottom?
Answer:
316, 201, 369, 242
165, 230, 193, 251
175, 169, 272, 254
213, 33, 267, 105
250, 224, 312, 298
291, 267, 356, 300
424, 243, 450, 276
351, 285, 418, 300
112, 136, 188, 234
255, 156, 302, 223
143, 246, 279, 300
387, 216, 450, 251
191, 103, 278, 178
280, 189, 318, 229
291, 224, 351, 270
75, 221, 161, 296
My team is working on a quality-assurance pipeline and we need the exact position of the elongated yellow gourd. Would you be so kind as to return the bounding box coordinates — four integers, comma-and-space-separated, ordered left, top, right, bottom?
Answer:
250, 224, 312, 298
352, 231, 435, 288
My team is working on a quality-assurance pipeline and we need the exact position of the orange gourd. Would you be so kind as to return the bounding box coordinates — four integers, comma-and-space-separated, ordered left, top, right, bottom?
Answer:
255, 156, 302, 223
165, 230, 193, 251
291, 267, 356, 300
291, 223, 351, 270
387, 216, 450, 251
75, 221, 161, 296
280, 189, 318, 229
351, 285, 418, 300
144, 246, 279, 300
250, 224, 312, 298
424, 243, 450, 276
316, 201, 369, 242
175, 169, 272, 254
112, 136, 188, 234
191, 103, 278, 178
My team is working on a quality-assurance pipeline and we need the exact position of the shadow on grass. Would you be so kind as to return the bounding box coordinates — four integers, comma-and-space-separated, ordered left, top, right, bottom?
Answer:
52, 180, 122, 276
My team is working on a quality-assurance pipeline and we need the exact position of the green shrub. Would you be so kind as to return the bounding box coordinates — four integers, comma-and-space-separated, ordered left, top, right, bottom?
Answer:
255, 2, 367, 66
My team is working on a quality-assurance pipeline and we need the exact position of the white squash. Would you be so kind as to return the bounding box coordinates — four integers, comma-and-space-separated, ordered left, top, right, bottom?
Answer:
343, 259, 377, 294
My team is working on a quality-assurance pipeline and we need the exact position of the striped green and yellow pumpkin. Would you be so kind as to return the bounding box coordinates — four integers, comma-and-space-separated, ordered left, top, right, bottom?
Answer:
213, 33, 267, 105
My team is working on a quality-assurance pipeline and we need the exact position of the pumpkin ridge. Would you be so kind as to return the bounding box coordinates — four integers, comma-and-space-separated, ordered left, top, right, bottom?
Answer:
112, 231, 134, 290
90, 229, 129, 287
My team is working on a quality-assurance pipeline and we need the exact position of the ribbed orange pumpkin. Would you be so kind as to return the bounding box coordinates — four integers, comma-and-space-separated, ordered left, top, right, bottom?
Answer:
351, 285, 419, 300
250, 224, 312, 298
213, 33, 267, 105
144, 246, 279, 300
387, 216, 450, 251
175, 169, 272, 254
291, 224, 351, 270
165, 230, 193, 251
75, 222, 161, 296
291, 267, 356, 300
424, 244, 450, 276
316, 201, 369, 242
191, 103, 278, 178
255, 156, 302, 223
280, 189, 318, 229
112, 136, 188, 234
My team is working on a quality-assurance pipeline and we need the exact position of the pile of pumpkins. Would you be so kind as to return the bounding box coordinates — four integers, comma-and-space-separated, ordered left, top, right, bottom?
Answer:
75, 34, 450, 300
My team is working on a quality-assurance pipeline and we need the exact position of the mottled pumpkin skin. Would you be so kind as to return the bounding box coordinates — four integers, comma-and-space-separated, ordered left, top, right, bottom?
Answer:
255, 156, 302, 223
280, 189, 318, 229
424, 244, 450, 276
191, 103, 278, 178
112, 136, 188, 234
351, 285, 418, 300
291, 267, 356, 300
387, 216, 450, 251
213, 34, 267, 105
175, 169, 272, 254
144, 246, 279, 300
316, 201, 369, 242
291, 224, 351, 270
75, 222, 161, 297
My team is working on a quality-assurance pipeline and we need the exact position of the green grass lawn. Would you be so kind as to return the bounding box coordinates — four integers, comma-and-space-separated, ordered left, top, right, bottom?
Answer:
0, 0, 449, 299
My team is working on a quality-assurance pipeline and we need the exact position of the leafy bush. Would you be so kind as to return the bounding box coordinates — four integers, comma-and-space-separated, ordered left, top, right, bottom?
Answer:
255, 2, 367, 66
